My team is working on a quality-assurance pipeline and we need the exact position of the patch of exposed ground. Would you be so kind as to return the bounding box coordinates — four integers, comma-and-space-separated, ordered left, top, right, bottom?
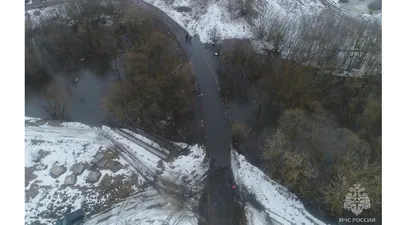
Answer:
26, 183, 40, 201
33, 149, 51, 163
91, 173, 142, 216
26, 171, 141, 224
25, 166, 38, 187
25, 119, 207, 225
102, 148, 119, 161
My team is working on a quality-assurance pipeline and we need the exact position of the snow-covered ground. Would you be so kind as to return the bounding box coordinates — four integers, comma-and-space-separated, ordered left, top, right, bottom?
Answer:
142, 0, 381, 44
231, 151, 326, 225
25, 116, 329, 225
25, 117, 207, 225
84, 188, 199, 225
25, 4, 67, 26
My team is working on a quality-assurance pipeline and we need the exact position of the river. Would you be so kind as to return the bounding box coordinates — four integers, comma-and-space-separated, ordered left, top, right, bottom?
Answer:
25, 68, 119, 126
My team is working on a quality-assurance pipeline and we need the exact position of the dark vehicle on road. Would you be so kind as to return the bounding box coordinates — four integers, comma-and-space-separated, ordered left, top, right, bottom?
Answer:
55, 209, 85, 225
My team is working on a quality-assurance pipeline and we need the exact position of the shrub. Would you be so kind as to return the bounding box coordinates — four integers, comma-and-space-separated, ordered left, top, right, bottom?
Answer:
208, 26, 221, 44
227, 0, 257, 19
42, 80, 70, 121
263, 107, 380, 207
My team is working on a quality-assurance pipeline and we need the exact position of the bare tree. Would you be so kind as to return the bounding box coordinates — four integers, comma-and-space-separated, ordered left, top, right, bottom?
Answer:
208, 26, 221, 45
251, 14, 268, 40
42, 80, 70, 120
227, 0, 256, 19
264, 15, 290, 58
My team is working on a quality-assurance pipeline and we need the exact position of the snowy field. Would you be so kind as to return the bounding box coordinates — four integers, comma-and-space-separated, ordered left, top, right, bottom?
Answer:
25, 117, 207, 225
232, 151, 326, 225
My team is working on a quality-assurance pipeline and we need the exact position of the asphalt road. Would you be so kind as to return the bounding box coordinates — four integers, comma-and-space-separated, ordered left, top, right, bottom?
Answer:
26, 1, 238, 225
132, 2, 237, 224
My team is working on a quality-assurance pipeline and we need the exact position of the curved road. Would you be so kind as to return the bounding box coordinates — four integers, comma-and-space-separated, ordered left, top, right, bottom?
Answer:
26, 1, 237, 225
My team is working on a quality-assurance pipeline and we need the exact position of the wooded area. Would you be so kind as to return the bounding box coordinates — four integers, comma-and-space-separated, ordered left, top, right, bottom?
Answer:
218, 8, 381, 219
25, 0, 196, 140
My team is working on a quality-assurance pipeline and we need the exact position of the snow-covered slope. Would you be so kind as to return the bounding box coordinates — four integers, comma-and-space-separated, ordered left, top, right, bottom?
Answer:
25, 117, 207, 225
232, 151, 326, 225
142, 0, 381, 44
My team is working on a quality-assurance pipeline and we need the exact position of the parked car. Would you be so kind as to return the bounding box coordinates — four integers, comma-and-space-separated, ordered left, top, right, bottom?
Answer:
55, 209, 85, 225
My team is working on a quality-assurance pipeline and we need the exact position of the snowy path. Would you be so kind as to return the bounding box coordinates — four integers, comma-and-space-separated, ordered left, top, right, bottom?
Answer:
25, 125, 108, 144
112, 128, 168, 159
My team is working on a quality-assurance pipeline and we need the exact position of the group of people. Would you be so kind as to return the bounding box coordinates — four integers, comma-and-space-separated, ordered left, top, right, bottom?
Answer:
185, 34, 192, 43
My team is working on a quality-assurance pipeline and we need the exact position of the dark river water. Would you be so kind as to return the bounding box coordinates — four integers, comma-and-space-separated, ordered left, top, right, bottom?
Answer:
25, 68, 120, 126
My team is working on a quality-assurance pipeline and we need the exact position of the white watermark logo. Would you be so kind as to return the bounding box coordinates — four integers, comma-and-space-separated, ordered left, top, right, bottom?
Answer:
344, 183, 371, 216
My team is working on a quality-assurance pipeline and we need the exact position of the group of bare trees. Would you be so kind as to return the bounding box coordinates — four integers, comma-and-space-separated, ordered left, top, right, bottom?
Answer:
227, 0, 257, 20
42, 79, 70, 121
218, 6, 381, 220
251, 9, 381, 76
25, 0, 137, 80
103, 22, 196, 139
26, 0, 197, 138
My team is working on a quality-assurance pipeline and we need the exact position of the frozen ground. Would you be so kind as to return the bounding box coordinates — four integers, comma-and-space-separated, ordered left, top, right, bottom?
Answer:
231, 151, 326, 225
25, 117, 207, 225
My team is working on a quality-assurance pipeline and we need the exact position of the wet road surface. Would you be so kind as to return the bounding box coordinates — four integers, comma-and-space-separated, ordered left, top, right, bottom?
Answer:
135, 2, 238, 224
